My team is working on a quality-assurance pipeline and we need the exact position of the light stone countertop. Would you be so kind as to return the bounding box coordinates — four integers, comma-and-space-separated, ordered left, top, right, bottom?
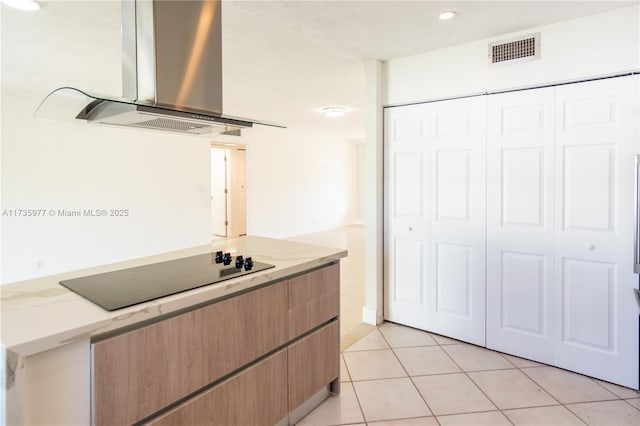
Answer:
1, 236, 347, 357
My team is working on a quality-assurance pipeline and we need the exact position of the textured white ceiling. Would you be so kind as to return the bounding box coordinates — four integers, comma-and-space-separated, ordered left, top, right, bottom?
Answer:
226, 0, 636, 61
1, 0, 636, 140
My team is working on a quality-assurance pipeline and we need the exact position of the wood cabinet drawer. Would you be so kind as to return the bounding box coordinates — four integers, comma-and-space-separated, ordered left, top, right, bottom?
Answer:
91, 282, 288, 426
288, 263, 340, 339
288, 321, 340, 410
147, 349, 288, 426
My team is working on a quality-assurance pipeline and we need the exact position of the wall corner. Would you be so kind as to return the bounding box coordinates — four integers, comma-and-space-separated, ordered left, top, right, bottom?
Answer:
362, 59, 385, 326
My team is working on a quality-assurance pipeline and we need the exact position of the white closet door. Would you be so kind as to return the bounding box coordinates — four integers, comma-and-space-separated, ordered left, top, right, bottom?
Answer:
384, 103, 431, 329
554, 75, 639, 389
428, 96, 486, 345
486, 87, 556, 363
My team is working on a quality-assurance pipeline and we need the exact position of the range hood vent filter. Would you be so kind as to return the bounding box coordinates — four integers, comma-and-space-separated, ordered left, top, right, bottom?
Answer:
489, 33, 540, 65
133, 118, 211, 134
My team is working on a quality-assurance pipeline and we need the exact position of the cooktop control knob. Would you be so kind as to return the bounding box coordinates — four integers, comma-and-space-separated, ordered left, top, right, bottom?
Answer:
244, 257, 254, 271
235, 255, 244, 269
214, 251, 223, 264
223, 252, 232, 266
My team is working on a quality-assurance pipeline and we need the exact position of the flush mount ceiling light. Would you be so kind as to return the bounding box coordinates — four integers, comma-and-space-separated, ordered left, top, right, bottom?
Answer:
322, 106, 348, 117
2, 0, 40, 11
438, 11, 457, 20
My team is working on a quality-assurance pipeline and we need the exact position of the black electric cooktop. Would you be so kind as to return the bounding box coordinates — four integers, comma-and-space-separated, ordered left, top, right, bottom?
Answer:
59, 252, 275, 311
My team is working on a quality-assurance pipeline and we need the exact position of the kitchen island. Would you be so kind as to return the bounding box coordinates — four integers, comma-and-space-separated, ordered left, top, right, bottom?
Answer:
1, 236, 346, 425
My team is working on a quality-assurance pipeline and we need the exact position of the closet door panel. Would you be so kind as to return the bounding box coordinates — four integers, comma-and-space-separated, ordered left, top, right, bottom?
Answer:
435, 150, 471, 221
435, 243, 472, 317
562, 144, 614, 231
554, 75, 639, 389
384, 104, 431, 329
429, 96, 486, 345
500, 252, 546, 334
486, 87, 555, 363
501, 148, 545, 226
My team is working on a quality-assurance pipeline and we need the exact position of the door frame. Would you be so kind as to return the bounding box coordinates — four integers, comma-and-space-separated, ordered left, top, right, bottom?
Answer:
211, 143, 247, 239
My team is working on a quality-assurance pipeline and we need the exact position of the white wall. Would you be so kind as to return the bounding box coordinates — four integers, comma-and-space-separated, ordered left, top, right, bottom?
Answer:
240, 126, 357, 239
355, 142, 366, 223
0, 90, 212, 284
385, 5, 640, 104
0, 94, 359, 284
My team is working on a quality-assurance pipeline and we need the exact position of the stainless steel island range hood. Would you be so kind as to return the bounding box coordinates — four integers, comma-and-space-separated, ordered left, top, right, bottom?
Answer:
35, 0, 282, 135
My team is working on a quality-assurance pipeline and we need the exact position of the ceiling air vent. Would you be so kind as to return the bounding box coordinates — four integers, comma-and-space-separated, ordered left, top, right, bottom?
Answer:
489, 33, 540, 66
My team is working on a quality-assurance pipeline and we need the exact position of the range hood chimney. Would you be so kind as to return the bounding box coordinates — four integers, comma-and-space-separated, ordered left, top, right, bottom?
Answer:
35, 0, 282, 136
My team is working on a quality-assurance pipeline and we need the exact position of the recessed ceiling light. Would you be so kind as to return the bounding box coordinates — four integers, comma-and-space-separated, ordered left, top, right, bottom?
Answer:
438, 11, 457, 20
2, 0, 40, 11
322, 106, 348, 117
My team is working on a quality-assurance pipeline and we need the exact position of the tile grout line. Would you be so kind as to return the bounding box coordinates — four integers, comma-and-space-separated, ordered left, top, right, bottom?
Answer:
495, 361, 567, 424
504, 365, 590, 425
378, 324, 543, 425
518, 366, 622, 406
382, 323, 525, 424
622, 398, 640, 413
438, 341, 600, 422
340, 375, 419, 384
340, 352, 369, 425
378, 325, 440, 423
586, 375, 640, 401
434, 339, 606, 423
563, 404, 592, 426
436, 341, 517, 425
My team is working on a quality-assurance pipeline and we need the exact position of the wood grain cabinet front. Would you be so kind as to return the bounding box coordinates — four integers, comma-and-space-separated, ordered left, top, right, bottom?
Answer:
91, 282, 288, 426
288, 321, 340, 410
288, 263, 340, 340
147, 350, 288, 426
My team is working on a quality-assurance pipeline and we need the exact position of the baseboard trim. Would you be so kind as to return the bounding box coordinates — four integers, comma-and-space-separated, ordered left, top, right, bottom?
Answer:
362, 306, 378, 325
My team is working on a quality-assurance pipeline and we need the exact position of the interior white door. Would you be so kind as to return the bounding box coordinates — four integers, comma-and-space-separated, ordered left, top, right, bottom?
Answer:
486, 87, 556, 363
554, 75, 639, 388
229, 148, 247, 237
210, 148, 228, 237
428, 96, 486, 345
384, 103, 431, 330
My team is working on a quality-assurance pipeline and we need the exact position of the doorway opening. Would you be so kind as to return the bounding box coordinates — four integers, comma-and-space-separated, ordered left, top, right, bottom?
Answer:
210, 144, 247, 239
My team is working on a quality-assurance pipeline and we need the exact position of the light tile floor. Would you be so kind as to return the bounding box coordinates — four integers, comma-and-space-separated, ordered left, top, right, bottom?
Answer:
298, 322, 640, 426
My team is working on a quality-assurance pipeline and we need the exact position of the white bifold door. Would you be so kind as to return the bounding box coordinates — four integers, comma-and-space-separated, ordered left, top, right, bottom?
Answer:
552, 77, 638, 388
384, 96, 487, 345
386, 74, 639, 389
384, 103, 430, 330
429, 97, 486, 346
486, 87, 557, 364
486, 76, 639, 388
